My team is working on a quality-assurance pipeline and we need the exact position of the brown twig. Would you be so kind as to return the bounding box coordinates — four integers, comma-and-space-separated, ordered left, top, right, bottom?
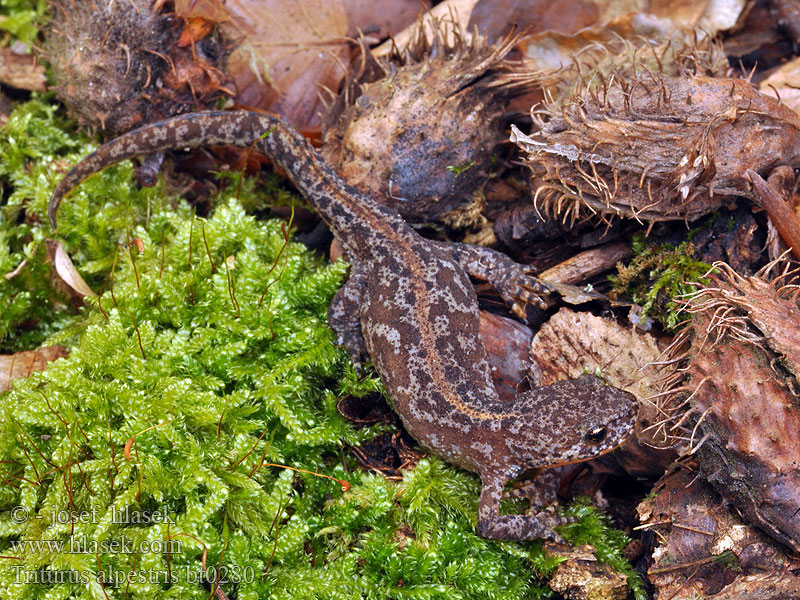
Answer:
746, 169, 800, 261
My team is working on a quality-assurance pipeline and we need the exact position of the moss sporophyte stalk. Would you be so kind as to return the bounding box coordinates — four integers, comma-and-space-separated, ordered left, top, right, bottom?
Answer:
0, 99, 642, 599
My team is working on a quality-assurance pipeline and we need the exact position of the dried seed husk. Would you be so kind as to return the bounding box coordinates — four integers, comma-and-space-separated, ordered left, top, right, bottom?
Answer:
321, 19, 540, 222
651, 259, 800, 552
514, 74, 800, 225
46, 0, 229, 136
535, 31, 728, 107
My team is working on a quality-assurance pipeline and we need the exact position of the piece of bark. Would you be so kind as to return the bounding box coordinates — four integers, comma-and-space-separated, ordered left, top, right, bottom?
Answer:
638, 467, 800, 600
539, 242, 631, 286
747, 169, 800, 261
709, 573, 800, 600
0, 347, 69, 392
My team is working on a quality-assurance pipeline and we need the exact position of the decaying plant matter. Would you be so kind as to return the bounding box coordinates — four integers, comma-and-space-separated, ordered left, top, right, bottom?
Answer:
46, 0, 229, 137
639, 467, 800, 600
513, 71, 800, 225
650, 259, 800, 552
321, 19, 540, 222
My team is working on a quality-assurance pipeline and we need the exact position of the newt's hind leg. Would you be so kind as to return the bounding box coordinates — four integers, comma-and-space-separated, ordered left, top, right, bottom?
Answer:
476, 469, 568, 542
328, 264, 368, 372
506, 469, 576, 531
430, 241, 552, 317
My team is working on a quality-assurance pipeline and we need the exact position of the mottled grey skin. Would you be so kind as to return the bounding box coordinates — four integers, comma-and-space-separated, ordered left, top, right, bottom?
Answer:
48, 111, 638, 540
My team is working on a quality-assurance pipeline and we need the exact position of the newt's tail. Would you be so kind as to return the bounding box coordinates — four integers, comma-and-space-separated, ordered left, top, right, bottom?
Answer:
49, 111, 274, 230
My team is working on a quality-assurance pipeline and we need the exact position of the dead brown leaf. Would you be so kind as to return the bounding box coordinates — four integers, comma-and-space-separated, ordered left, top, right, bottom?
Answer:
649, 0, 745, 32
760, 56, 800, 117
468, 0, 601, 43
0, 346, 68, 392
640, 468, 800, 600
343, 0, 427, 38
53, 241, 95, 298
175, 0, 230, 22
522, 0, 746, 73
221, 0, 350, 129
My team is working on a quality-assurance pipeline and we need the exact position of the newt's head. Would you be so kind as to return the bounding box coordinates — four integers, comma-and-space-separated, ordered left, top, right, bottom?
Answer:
517, 373, 638, 467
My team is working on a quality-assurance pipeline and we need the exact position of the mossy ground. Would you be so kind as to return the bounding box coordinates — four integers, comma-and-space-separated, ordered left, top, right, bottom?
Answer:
0, 97, 643, 600
610, 232, 713, 331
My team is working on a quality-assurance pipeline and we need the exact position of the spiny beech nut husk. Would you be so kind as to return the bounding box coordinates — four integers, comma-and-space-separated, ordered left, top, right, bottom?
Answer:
47, 0, 228, 136
513, 75, 800, 224
652, 260, 800, 552
321, 21, 539, 222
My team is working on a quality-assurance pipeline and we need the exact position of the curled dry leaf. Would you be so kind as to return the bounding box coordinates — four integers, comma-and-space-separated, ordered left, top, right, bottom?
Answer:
478, 311, 533, 404
652, 260, 800, 552
638, 467, 800, 600
513, 74, 800, 225
372, 0, 478, 57
53, 242, 95, 298
529, 308, 676, 477
0, 346, 69, 392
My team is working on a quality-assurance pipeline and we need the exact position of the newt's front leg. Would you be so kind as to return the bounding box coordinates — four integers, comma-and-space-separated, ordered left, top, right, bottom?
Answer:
430, 241, 552, 316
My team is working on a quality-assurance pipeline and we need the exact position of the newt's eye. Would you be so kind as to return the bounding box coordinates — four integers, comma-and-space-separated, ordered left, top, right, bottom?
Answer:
584, 426, 607, 444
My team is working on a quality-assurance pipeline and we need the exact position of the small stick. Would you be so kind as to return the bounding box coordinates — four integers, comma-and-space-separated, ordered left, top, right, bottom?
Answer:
746, 169, 800, 261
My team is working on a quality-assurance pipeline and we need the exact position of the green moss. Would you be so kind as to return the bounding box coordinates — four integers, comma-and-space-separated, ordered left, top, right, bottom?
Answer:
0, 98, 170, 351
0, 0, 48, 48
0, 94, 641, 599
609, 232, 713, 330
0, 179, 554, 599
